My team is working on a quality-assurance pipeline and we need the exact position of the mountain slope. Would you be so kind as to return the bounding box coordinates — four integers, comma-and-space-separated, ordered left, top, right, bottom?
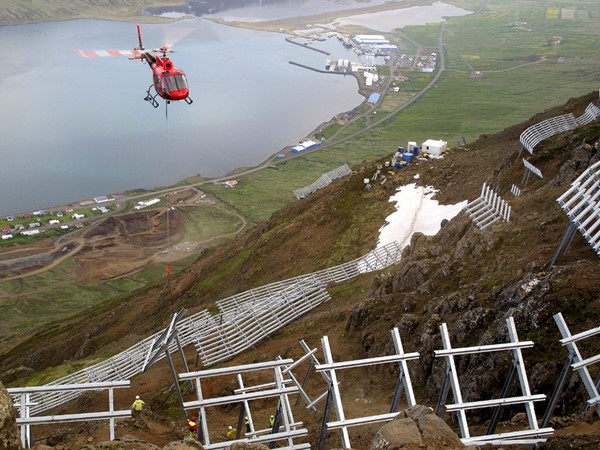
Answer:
1, 91, 600, 448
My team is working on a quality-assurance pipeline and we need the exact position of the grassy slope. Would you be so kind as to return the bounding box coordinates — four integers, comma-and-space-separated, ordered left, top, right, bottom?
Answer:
0, 0, 186, 25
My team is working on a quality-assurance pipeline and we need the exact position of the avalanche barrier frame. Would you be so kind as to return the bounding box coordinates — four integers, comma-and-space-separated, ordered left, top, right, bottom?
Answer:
434, 317, 553, 446
179, 359, 309, 450
9, 381, 131, 448
315, 327, 419, 450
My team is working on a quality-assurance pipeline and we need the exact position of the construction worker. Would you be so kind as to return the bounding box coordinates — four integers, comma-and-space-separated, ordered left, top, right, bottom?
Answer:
244, 416, 250, 433
226, 425, 236, 440
131, 395, 145, 416
187, 416, 198, 439
269, 414, 275, 428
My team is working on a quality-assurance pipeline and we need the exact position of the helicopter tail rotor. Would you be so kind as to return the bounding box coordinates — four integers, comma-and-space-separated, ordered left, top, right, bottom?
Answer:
136, 23, 145, 51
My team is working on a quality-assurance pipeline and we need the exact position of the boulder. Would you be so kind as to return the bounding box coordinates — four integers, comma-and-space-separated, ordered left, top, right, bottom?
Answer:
0, 381, 20, 450
370, 405, 465, 450
228, 443, 269, 449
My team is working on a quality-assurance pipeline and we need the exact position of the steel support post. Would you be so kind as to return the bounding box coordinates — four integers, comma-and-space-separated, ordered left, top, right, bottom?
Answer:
581, 374, 600, 417
109, 387, 115, 441
317, 388, 334, 450
548, 222, 576, 269
389, 375, 405, 414
165, 349, 186, 413
436, 370, 451, 417
541, 353, 575, 428
487, 361, 518, 435
236, 403, 244, 440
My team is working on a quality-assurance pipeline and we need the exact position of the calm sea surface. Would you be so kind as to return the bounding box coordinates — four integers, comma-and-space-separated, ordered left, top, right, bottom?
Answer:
0, 8, 365, 215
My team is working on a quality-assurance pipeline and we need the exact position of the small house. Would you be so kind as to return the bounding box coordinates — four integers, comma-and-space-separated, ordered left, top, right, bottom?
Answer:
72, 213, 85, 220
421, 139, 447, 156
1, 234, 13, 240
49, 219, 60, 225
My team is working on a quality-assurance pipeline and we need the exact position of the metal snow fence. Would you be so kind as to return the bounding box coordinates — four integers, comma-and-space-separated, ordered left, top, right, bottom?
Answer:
464, 183, 511, 229
542, 312, 600, 427
196, 279, 330, 367
522, 159, 543, 186
576, 103, 600, 126
24, 241, 402, 416
552, 160, 600, 264
519, 113, 579, 154
293, 164, 352, 199
216, 241, 403, 317
315, 327, 419, 450
179, 359, 308, 449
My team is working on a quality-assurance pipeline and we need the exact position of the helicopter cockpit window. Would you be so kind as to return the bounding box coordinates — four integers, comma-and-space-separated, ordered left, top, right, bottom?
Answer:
162, 74, 188, 91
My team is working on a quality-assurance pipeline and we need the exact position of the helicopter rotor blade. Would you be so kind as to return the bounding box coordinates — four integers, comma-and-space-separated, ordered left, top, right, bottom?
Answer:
162, 27, 194, 49
75, 49, 142, 58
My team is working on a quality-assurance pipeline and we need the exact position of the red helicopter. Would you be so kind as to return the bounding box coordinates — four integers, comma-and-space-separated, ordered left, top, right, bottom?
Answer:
77, 24, 193, 108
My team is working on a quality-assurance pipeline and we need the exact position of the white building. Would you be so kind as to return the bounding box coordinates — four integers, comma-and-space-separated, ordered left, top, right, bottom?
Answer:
421, 139, 448, 156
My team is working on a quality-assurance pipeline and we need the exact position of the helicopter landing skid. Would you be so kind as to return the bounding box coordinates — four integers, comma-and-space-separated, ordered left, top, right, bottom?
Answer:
144, 86, 160, 108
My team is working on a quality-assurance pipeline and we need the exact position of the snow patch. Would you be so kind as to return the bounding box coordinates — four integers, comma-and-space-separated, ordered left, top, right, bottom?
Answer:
376, 183, 467, 250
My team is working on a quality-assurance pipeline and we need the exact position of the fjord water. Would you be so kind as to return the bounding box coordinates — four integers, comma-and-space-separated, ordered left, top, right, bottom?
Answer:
0, 17, 363, 215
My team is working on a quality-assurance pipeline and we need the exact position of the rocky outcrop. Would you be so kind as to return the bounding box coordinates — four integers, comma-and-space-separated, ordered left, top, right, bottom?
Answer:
551, 140, 600, 187
370, 405, 465, 450
0, 381, 19, 450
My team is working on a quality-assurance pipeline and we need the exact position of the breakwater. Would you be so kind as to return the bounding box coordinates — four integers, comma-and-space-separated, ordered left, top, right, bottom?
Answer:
289, 60, 348, 75
285, 37, 330, 55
